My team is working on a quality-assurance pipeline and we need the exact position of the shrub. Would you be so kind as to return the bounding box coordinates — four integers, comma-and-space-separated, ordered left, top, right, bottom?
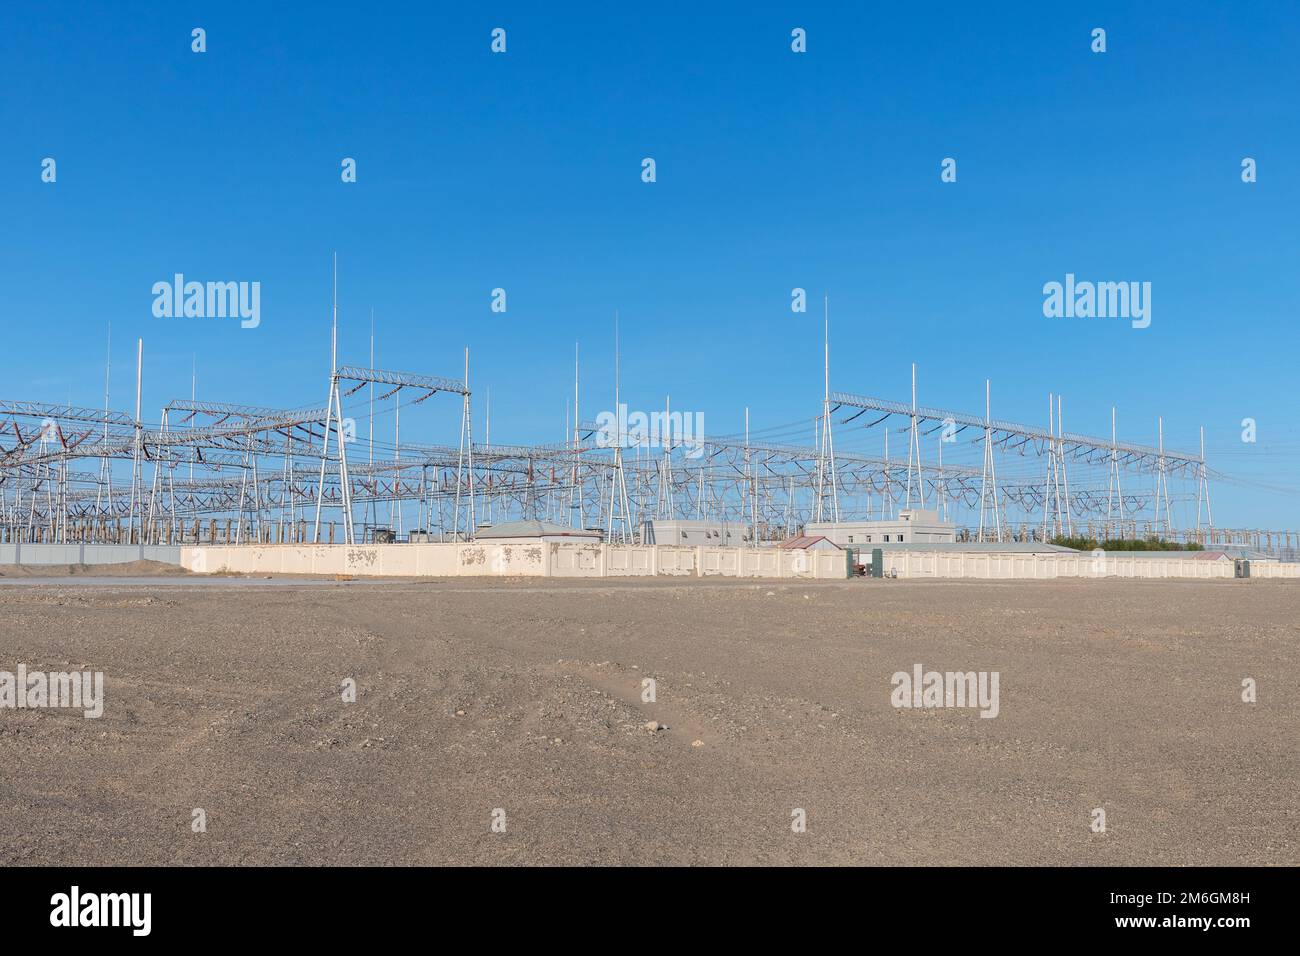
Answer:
1050, 535, 1203, 552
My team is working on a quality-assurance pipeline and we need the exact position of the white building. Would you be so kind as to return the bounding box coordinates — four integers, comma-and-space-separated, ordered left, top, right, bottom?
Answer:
476, 520, 603, 544
641, 519, 745, 547
804, 509, 957, 547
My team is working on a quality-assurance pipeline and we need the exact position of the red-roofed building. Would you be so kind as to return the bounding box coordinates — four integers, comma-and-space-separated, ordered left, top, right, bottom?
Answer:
778, 535, 841, 551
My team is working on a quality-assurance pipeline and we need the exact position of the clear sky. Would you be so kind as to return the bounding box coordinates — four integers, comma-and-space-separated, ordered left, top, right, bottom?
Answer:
3, 1, 1297, 528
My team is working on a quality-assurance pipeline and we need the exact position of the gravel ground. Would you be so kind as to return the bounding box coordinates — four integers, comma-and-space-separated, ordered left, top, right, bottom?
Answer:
0, 576, 1295, 866
0, 559, 187, 578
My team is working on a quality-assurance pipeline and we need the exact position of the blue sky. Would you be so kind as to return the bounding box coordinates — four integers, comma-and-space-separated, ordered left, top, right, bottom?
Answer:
3, 1, 1297, 527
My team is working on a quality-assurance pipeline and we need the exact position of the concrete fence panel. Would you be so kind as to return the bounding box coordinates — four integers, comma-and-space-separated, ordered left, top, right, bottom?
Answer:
170, 543, 1294, 582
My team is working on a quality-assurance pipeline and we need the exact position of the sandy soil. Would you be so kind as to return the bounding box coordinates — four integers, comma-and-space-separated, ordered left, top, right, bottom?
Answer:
0, 559, 188, 578
0, 577, 1295, 866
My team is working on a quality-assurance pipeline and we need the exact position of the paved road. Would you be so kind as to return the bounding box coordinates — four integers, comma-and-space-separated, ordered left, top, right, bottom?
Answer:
0, 575, 343, 587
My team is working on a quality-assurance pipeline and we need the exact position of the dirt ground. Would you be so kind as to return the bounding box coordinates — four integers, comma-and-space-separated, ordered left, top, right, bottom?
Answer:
0, 559, 187, 578
0, 576, 1295, 866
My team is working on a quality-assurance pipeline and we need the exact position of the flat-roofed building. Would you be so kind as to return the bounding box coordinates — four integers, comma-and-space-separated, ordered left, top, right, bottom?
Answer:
804, 508, 957, 547
641, 519, 744, 547
476, 520, 603, 544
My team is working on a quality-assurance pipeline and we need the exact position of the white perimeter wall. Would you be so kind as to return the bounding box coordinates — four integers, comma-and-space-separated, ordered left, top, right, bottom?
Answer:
879, 550, 1300, 580
178, 543, 1300, 581
180, 542, 849, 580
